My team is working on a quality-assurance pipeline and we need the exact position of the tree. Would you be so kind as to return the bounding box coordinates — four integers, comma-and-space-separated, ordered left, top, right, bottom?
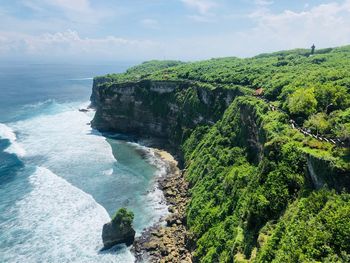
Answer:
288, 88, 317, 118
315, 84, 350, 112
304, 113, 330, 135
112, 208, 134, 226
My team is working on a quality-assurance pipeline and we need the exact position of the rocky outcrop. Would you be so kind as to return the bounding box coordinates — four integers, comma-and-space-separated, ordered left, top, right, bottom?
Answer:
307, 154, 350, 192
238, 102, 266, 164
102, 208, 136, 249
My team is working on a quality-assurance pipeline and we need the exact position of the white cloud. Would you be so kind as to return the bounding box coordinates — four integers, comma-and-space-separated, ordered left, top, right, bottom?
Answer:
181, 0, 217, 15
161, 0, 350, 59
1, 0, 350, 62
245, 0, 350, 51
0, 30, 160, 61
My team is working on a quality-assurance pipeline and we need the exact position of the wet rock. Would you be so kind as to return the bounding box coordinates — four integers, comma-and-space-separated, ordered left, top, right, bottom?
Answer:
144, 241, 159, 251
168, 206, 176, 213
132, 150, 192, 262
165, 189, 176, 197
151, 230, 164, 238
166, 214, 179, 226
102, 208, 135, 249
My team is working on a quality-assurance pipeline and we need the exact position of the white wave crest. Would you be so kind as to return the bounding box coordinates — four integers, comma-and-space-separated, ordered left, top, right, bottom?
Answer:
0, 123, 26, 157
10, 102, 115, 173
102, 168, 114, 176
127, 142, 170, 222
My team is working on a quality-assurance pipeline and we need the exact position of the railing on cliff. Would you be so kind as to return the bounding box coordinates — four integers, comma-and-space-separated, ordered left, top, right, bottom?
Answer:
256, 97, 346, 147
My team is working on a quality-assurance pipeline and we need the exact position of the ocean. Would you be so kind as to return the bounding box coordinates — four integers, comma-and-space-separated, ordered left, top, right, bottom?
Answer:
0, 64, 168, 262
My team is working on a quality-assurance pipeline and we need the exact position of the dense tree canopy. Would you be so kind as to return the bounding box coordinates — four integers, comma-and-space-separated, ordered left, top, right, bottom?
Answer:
288, 87, 317, 117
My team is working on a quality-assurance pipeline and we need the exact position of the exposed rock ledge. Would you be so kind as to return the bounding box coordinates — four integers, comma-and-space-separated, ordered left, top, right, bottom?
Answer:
132, 149, 192, 263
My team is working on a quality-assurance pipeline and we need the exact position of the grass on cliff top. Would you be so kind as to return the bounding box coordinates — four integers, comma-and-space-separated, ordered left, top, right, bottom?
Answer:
95, 60, 184, 84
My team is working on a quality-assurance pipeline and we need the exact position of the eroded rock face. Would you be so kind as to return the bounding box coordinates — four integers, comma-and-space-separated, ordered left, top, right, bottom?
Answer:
307, 155, 350, 191
102, 221, 135, 248
90, 79, 243, 151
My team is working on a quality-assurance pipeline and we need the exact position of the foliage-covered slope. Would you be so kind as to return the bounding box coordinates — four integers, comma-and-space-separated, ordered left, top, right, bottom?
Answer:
92, 45, 350, 262
182, 97, 350, 262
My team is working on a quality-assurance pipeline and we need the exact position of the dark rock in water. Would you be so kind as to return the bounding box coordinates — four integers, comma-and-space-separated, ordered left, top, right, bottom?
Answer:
102, 208, 135, 249
102, 222, 135, 248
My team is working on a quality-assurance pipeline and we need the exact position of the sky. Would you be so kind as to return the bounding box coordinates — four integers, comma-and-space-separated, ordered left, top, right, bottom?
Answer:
0, 0, 350, 63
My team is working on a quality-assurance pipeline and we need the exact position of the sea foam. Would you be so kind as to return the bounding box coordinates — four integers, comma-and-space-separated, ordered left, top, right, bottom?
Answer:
10, 101, 116, 176
1, 100, 170, 262
0, 166, 135, 263
0, 123, 26, 157
126, 142, 170, 224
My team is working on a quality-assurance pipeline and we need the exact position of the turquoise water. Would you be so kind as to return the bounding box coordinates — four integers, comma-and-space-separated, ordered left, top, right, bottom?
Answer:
0, 64, 168, 262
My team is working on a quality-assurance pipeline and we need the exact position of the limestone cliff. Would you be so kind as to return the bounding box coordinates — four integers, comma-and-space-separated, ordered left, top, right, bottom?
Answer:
90, 78, 349, 191
90, 79, 244, 151
90, 77, 350, 261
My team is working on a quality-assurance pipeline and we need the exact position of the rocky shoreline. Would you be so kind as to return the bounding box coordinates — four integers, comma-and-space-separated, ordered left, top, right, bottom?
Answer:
132, 149, 192, 263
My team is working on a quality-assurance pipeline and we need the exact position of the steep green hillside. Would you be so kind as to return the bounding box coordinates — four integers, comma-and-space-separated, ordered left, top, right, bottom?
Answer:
91, 45, 350, 262
183, 97, 350, 262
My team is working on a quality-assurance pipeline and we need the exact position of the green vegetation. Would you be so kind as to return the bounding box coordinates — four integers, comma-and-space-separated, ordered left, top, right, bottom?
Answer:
182, 97, 350, 262
288, 87, 317, 117
94, 60, 184, 84
98, 45, 350, 142
94, 45, 350, 262
257, 190, 350, 262
112, 208, 134, 226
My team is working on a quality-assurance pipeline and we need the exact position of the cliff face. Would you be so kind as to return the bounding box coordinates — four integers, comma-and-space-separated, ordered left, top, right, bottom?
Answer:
91, 79, 348, 191
307, 155, 350, 191
90, 79, 350, 262
90, 79, 244, 149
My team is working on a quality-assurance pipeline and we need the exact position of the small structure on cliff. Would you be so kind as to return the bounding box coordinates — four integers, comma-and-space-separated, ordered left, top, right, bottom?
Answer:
102, 208, 135, 249
311, 44, 316, 55
253, 87, 264, 97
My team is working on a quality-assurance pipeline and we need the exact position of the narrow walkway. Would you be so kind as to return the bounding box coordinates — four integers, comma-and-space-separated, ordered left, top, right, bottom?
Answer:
256, 97, 345, 147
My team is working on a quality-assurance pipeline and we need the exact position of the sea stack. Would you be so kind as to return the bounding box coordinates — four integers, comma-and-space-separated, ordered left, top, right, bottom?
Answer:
102, 208, 136, 249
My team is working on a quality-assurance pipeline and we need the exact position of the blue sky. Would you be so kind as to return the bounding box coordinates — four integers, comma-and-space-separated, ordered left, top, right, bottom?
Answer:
1, 0, 350, 62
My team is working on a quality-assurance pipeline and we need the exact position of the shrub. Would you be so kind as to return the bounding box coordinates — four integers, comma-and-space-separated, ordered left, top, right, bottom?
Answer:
112, 208, 134, 226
